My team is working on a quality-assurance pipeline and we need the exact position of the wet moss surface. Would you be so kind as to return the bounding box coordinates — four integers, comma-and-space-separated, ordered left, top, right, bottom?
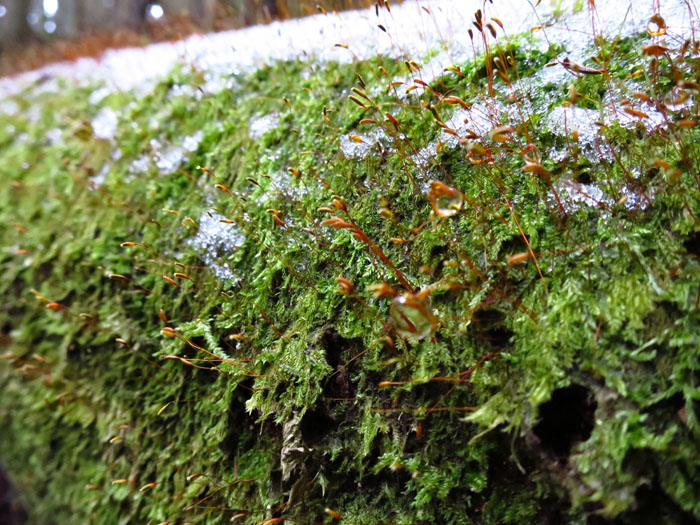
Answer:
1, 5, 700, 524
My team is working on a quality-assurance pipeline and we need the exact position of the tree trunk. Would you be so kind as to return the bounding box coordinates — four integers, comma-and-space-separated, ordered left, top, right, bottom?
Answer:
0, 0, 32, 49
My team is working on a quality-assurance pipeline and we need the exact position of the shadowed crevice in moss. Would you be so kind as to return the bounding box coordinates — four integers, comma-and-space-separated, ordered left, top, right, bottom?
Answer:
533, 384, 597, 458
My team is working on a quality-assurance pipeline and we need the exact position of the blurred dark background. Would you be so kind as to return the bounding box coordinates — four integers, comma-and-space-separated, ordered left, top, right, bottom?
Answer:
0, 0, 378, 75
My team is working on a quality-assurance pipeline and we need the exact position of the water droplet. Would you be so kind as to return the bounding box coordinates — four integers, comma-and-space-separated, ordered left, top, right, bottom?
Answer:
390, 292, 437, 339
647, 13, 666, 36
522, 144, 550, 175
429, 181, 463, 217
466, 142, 490, 165
664, 88, 690, 111
522, 144, 542, 167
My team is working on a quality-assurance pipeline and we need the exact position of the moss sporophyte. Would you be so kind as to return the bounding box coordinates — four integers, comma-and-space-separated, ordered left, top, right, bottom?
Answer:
1, 0, 700, 523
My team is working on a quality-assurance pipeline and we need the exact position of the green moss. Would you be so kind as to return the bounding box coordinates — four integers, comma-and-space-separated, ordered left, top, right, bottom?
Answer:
1, 16, 700, 525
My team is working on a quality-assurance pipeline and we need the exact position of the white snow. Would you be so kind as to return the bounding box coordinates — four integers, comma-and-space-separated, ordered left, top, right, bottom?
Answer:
188, 211, 245, 281
3, 0, 693, 100
91, 106, 119, 140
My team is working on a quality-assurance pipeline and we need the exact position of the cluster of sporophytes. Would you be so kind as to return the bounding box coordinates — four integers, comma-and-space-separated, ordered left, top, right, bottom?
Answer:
1, 2, 699, 523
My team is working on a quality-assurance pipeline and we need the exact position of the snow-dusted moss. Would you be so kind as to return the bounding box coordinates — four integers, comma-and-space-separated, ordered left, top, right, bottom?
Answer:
1, 2, 700, 523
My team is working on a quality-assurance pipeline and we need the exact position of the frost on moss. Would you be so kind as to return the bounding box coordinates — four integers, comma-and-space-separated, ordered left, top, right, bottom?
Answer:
1, 4, 700, 524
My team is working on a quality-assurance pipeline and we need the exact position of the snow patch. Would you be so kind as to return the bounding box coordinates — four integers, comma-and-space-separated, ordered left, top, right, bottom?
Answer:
188, 211, 245, 282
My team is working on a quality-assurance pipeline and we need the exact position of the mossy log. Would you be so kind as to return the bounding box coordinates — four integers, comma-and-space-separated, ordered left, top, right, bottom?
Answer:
1, 3, 700, 523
